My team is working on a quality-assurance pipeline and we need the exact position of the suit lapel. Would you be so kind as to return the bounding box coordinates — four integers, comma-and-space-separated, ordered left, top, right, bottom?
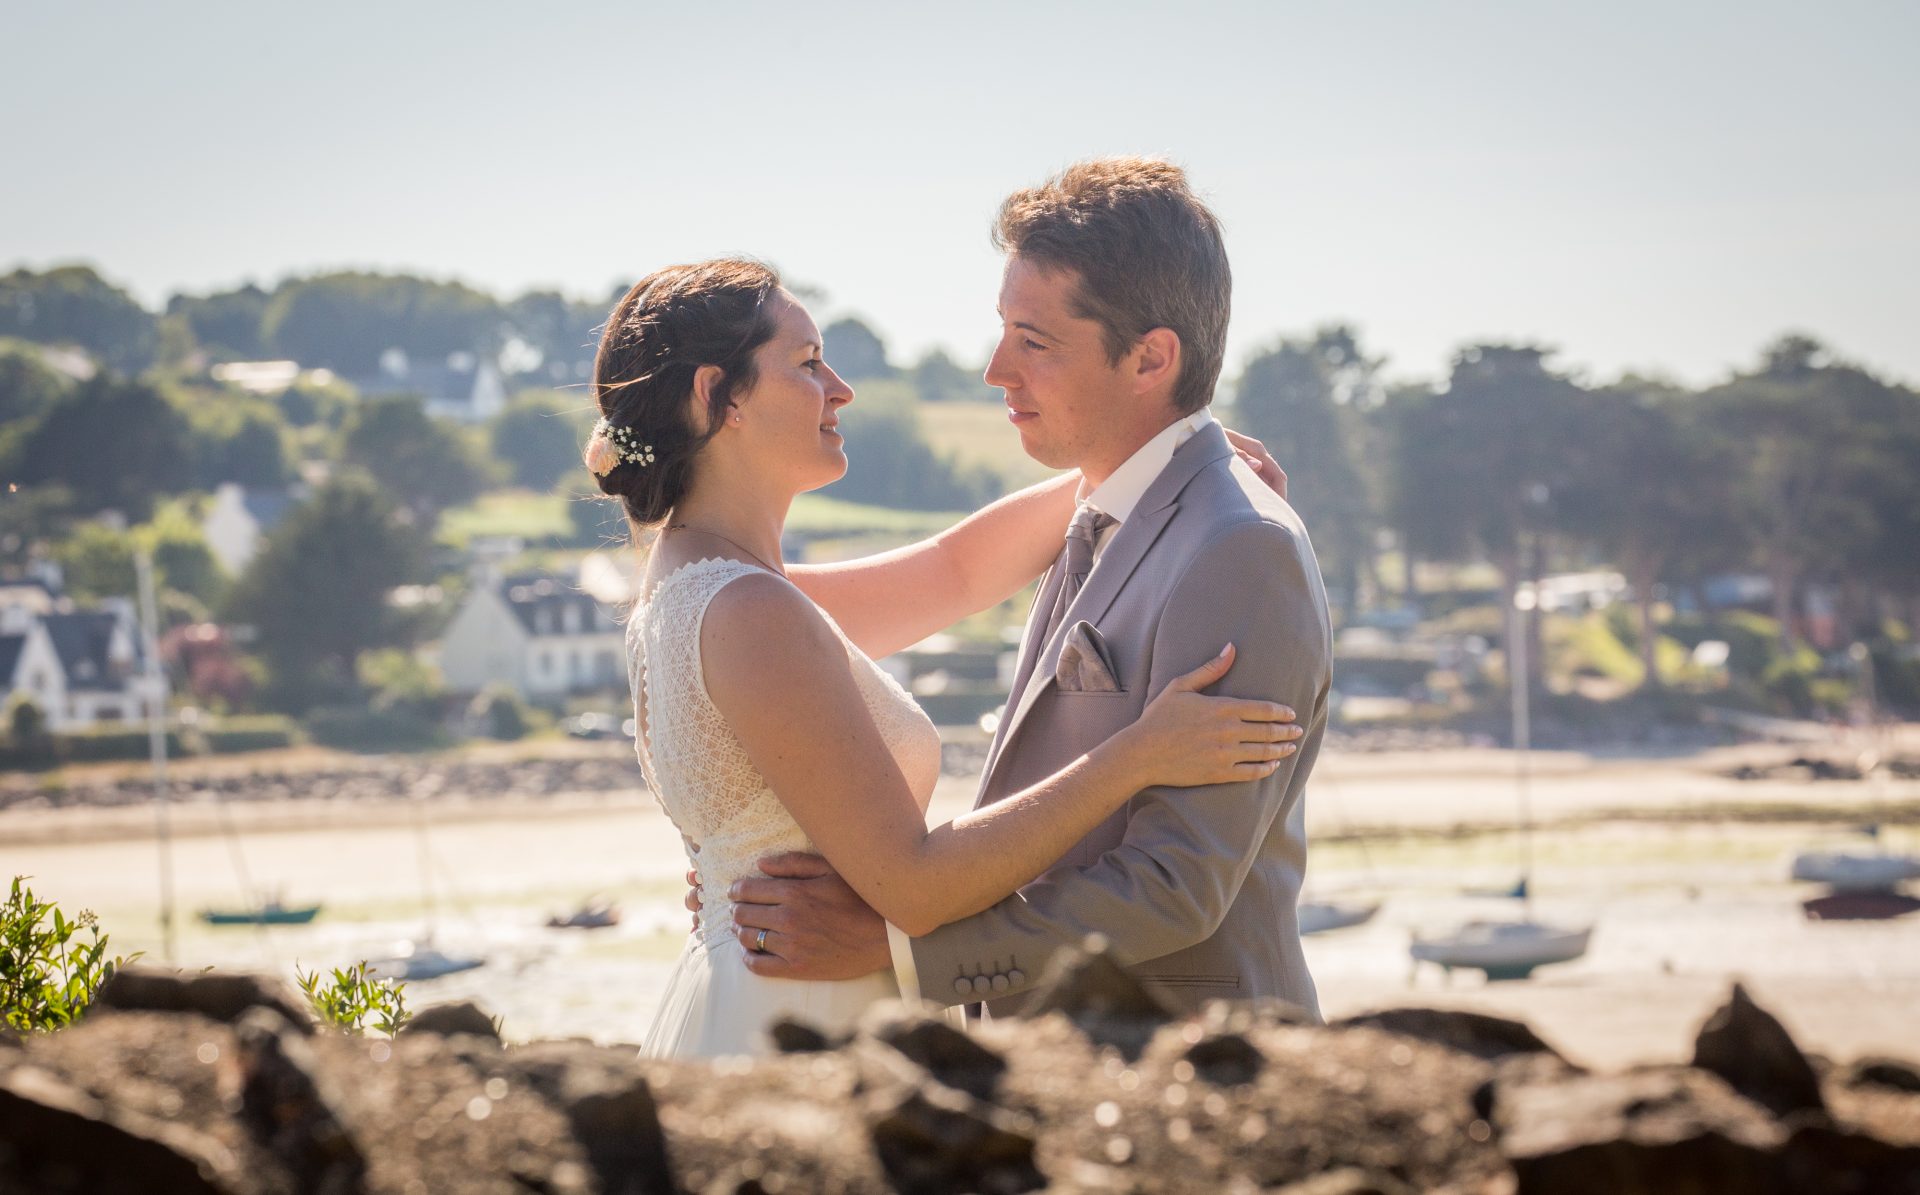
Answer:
977, 558, 1067, 794
983, 423, 1235, 789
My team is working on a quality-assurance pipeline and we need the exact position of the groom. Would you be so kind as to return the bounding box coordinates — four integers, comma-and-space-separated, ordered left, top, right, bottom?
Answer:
729, 157, 1332, 1020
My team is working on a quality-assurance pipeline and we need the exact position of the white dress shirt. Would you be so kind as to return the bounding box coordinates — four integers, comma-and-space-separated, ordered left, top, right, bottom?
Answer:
887, 406, 1217, 1004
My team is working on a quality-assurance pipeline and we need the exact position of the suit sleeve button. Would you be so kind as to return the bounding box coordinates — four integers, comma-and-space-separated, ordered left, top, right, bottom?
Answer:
971, 975, 994, 995
1008, 969, 1026, 986
953, 977, 974, 997
991, 973, 1010, 992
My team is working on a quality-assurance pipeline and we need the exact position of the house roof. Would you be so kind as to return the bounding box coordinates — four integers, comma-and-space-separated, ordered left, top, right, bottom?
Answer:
0, 633, 24, 685
41, 611, 128, 692
498, 574, 614, 638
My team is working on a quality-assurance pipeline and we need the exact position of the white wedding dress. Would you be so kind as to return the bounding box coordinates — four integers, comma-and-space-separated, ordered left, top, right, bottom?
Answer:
626, 557, 943, 1058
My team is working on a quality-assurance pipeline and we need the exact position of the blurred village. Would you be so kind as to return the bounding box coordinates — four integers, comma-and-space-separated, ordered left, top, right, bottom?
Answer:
4, 263, 1919, 1064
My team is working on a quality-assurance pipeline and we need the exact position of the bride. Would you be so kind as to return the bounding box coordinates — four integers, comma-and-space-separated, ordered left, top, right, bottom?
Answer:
586, 259, 1301, 1058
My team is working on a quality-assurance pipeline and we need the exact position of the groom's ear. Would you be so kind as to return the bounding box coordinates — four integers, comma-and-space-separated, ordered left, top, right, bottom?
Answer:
1129, 327, 1183, 403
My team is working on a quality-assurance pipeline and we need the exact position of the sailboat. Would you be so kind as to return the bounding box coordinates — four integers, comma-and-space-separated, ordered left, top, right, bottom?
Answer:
1298, 899, 1380, 935
200, 895, 322, 926
1790, 647, 1920, 906
1410, 581, 1593, 981
365, 790, 485, 981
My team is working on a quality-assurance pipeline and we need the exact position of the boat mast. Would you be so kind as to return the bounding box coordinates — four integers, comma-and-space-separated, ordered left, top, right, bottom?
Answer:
135, 551, 177, 962
1510, 580, 1536, 917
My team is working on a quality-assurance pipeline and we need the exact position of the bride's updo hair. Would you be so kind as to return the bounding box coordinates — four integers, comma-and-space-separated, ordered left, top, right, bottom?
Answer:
585, 258, 782, 530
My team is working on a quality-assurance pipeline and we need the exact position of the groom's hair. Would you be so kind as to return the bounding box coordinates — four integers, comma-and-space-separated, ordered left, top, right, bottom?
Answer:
993, 157, 1230, 415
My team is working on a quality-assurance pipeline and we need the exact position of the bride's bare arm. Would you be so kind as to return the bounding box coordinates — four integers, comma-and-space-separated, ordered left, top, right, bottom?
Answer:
787, 429, 1287, 660
784, 473, 1078, 660
702, 574, 1297, 938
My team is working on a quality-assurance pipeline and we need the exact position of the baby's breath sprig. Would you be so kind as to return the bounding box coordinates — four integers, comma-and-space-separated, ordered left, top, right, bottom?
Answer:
585, 417, 656, 476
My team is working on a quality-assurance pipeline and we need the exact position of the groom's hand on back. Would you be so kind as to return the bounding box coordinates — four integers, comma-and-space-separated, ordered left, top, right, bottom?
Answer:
729, 853, 892, 980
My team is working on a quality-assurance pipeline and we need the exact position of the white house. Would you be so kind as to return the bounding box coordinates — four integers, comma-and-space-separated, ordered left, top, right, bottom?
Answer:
0, 590, 159, 731
202, 483, 300, 576
435, 570, 627, 699
349, 349, 507, 424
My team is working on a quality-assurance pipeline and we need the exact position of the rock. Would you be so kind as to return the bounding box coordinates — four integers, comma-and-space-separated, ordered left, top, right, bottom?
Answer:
505, 1043, 675, 1195
0, 1064, 239, 1194
1023, 935, 1174, 1059
401, 1000, 501, 1042
862, 1006, 1008, 1101
1269, 1168, 1416, 1195
232, 1008, 368, 1194
1495, 1065, 1785, 1195
865, 1076, 1044, 1195
1183, 1031, 1266, 1087
767, 1017, 837, 1054
1845, 1056, 1920, 1095
1780, 1121, 1920, 1194
1338, 1007, 1567, 1064
1690, 983, 1826, 1119
93, 966, 313, 1035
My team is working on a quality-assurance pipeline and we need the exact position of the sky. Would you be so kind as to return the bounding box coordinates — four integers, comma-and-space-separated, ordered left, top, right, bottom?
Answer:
7, 1, 1917, 388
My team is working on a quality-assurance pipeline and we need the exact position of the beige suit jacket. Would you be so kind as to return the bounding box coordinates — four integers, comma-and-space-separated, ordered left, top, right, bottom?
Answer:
905, 421, 1333, 1019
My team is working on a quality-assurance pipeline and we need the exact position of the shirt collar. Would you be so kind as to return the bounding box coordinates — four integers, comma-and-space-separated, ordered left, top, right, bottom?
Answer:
1079, 407, 1216, 526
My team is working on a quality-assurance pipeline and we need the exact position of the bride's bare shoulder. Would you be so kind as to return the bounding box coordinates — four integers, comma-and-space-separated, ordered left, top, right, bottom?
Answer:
699, 571, 853, 719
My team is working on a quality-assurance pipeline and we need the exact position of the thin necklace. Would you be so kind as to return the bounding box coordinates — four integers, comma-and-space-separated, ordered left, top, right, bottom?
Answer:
665, 522, 784, 576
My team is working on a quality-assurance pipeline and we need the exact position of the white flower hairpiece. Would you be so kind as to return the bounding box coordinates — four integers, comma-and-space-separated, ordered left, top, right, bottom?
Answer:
585, 417, 656, 476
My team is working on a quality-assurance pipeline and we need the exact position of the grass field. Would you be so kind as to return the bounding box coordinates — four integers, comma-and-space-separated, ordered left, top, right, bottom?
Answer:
438, 489, 574, 545
917, 400, 1058, 489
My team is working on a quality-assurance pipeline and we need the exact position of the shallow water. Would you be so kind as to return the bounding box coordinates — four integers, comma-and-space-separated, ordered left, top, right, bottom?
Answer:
9, 754, 1919, 1063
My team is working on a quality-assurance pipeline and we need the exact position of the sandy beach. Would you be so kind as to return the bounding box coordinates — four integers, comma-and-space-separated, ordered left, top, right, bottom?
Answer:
6, 738, 1918, 1068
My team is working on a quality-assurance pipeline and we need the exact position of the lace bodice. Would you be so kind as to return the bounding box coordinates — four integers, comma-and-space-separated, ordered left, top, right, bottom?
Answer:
626, 558, 942, 945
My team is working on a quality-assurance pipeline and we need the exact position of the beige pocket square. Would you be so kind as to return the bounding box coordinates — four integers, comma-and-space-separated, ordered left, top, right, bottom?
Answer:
1056, 620, 1123, 693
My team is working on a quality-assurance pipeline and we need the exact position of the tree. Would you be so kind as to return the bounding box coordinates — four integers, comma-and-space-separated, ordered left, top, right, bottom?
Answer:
339, 395, 494, 519
502, 290, 606, 384
823, 317, 894, 381
909, 349, 992, 403
142, 510, 226, 609
224, 472, 427, 711
1385, 345, 1598, 693
184, 392, 294, 489
1231, 326, 1381, 616
0, 343, 72, 426
166, 283, 269, 360
50, 522, 136, 601
489, 392, 591, 490
1696, 336, 1908, 649
16, 375, 194, 521
262, 272, 502, 374
1559, 385, 1737, 687
821, 393, 1002, 510
0, 266, 157, 372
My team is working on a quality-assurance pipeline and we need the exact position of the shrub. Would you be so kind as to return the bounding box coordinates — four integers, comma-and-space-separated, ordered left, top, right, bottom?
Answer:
294, 960, 409, 1035
1, 876, 139, 1031
202, 714, 300, 753
4, 696, 54, 766
304, 704, 445, 752
469, 684, 529, 741
54, 726, 184, 762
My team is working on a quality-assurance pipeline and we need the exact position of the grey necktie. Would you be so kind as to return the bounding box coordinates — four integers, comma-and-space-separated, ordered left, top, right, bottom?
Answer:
1039, 505, 1116, 650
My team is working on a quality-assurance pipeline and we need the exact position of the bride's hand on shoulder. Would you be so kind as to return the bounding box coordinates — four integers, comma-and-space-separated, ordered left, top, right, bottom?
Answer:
1120, 644, 1302, 788
1223, 427, 1287, 501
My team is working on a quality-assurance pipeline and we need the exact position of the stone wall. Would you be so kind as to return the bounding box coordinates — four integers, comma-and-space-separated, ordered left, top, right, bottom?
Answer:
2, 945, 1915, 1194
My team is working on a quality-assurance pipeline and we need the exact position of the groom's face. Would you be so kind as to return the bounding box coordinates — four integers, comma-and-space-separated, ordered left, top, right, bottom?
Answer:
986, 256, 1133, 472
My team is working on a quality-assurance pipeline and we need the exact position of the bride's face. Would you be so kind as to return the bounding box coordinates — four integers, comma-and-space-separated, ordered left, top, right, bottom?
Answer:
728, 292, 855, 493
